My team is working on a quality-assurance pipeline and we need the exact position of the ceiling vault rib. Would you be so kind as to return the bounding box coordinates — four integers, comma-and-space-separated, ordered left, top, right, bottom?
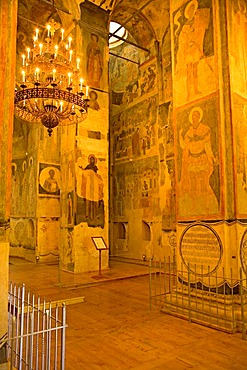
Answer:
109, 52, 140, 65
109, 32, 150, 52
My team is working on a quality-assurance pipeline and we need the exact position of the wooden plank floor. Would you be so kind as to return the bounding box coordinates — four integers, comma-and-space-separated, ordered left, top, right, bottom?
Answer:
9, 258, 247, 369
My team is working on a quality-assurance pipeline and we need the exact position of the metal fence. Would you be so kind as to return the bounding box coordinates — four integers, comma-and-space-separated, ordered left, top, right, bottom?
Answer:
7, 282, 67, 369
149, 257, 247, 339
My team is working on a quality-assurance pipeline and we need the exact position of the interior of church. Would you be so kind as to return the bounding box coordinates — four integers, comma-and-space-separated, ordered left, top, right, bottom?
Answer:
1, 0, 247, 368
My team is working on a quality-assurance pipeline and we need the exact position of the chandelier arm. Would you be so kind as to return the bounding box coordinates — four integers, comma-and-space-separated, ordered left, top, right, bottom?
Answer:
14, 19, 90, 136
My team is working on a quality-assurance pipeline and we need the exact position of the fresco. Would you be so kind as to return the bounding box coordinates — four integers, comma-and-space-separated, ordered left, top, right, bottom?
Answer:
39, 164, 61, 196
142, 0, 170, 42
111, 54, 157, 108
75, 154, 105, 228
112, 96, 158, 161
113, 156, 160, 217
86, 33, 103, 89
173, 0, 215, 105
111, 4, 154, 48
232, 94, 247, 216
11, 156, 37, 217
229, 0, 247, 95
176, 97, 221, 219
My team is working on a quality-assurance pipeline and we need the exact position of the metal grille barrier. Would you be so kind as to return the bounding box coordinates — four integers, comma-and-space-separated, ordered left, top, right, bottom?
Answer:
7, 282, 67, 369
149, 257, 247, 339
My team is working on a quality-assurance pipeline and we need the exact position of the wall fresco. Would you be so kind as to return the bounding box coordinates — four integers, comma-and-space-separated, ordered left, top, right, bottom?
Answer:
11, 156, 37, 217
113, 156, 160, 217
229, 0, 247, 95
112, 96, 158, 161
111, 54, 157, 108
75, 154, 105, 227
176, 97, 221, 219
232, 94, 247, 216
173, 0, 215, 106
39, 164, 61, 196
86, 33, 103, 89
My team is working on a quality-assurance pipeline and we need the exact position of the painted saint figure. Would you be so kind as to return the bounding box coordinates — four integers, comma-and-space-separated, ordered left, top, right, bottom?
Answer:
43, 169, 59, 193
76, 155, 104, 227
87, 33, 103, 88
176, 0, 210, 100
179, 107, 218, 216
233, 0, 247, 92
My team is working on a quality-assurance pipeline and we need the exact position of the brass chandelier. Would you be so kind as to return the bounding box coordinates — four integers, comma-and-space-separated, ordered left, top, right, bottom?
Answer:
14, 19, 89, 136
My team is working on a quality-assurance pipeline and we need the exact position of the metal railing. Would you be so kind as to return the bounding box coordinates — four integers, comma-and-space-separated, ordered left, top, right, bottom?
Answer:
149, 257, 247, 339
7, 282, 67, 369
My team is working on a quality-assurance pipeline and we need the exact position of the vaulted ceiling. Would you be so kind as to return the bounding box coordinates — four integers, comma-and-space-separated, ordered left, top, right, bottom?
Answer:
86, 0, 170, 43
18, 0, 170, 55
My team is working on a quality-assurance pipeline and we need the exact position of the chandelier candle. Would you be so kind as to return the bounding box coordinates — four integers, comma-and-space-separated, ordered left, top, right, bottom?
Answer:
14, 19, 90, 136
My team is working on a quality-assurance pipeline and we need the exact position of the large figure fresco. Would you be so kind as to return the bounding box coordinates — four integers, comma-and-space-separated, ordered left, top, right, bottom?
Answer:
173, 0, 215, 105
86, 33, 103, 89
233, 94, 247, 216
75, 153, 105, 228
176, 98, 221, 219
229, 0, 247, 95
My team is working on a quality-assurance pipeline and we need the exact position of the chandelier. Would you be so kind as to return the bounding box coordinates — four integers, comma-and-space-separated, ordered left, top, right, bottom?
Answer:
14, 19, 89, 136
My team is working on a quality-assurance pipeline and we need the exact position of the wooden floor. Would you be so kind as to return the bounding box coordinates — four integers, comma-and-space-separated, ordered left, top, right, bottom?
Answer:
9, 258, 247, 369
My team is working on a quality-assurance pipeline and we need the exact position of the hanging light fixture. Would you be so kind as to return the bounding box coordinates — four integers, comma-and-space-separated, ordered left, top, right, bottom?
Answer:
14, 18, 90, 136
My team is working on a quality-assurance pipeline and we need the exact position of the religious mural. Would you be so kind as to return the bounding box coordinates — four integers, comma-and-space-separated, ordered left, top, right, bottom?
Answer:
39, 164, 60, 196
232, 94, 247, 216
111, 54, 157, 108
112, 96, 158, 161
176, 98, 221, 219
113, 156, 160, 217
11, 156, 37, 217
86, 33, 103, 89
75, 154, 105, 227
111, 3, 154, 48
229, 0, 247, 95
173, 0, 215, 105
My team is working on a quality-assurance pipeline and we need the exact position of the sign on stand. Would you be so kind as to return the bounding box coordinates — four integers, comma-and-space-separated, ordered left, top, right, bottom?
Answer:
92, 237, 108, 278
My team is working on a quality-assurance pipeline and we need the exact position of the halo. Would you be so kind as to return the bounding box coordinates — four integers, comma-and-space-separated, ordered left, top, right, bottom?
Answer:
88, 154, 97, 164
184, 0, 198, 19
89, 90, 98, 99
189, 106, 203, 123
29, 156, 33, 166
22, 160, 27, 172
11, 163, 17, 171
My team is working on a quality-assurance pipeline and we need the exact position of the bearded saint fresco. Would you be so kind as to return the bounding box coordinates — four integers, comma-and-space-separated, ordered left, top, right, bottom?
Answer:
178, 106, 219, 217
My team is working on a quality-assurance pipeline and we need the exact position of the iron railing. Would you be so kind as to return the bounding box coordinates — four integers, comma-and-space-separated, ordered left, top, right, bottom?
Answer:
149, 257, 247, 339
7, 282, 67, 369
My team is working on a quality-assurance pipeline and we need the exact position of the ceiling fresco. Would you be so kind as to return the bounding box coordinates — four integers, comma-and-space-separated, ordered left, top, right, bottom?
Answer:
102, 0, 169, 46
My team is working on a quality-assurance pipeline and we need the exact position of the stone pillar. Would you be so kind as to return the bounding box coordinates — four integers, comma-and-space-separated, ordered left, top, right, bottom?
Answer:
0, 0, 17, 362
59, 0, 110, 274
172, 0, 246, 290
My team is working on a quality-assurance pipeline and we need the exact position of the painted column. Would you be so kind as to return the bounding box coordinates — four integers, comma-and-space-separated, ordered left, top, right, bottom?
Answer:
59, 0, 110, 273
171, 0, 246, 290
0, 0, 17, 362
